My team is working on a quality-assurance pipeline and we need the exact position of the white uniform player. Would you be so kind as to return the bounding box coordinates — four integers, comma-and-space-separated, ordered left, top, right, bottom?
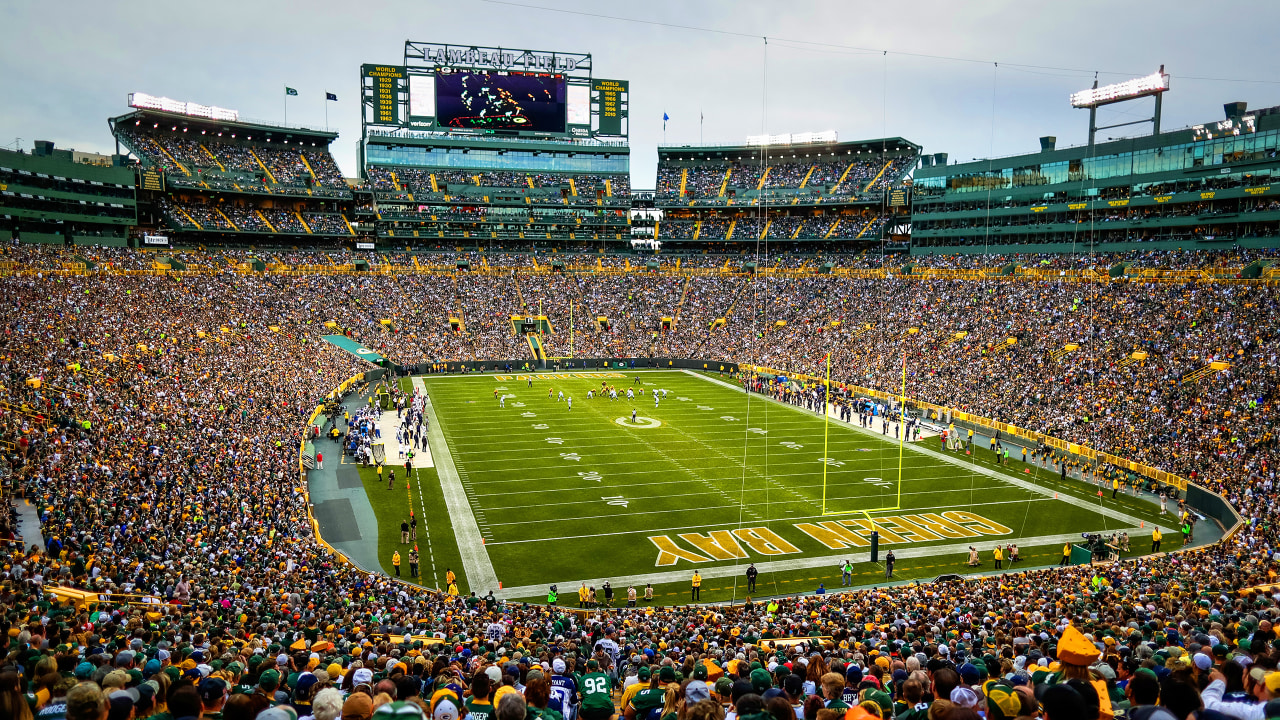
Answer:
567, 397, 572, 411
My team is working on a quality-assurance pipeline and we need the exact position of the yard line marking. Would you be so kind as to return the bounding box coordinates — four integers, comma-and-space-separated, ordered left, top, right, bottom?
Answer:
414, 375, 500, 594
683, 369, 1147, 528
475, 481, 1014, 509
482, 495, 1053, 533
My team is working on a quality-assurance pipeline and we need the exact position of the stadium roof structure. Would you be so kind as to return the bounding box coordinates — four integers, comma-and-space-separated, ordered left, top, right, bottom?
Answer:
108, 108, 339, 147
658, 136, 920, 161
917, 102, 1280, 178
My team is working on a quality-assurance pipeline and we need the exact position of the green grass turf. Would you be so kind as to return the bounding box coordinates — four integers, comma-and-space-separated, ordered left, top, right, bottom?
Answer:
363, 369, 1174, 604
351, 377, 469, 594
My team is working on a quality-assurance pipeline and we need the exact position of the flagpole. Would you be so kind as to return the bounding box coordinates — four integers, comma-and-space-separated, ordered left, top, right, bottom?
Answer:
284, 86, 288, 126
324, 92, 329, 130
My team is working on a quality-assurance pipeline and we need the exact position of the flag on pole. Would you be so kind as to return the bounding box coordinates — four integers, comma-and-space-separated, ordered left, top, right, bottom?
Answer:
285, 87, 298, 96
663, 112, 669, 131
326, 92, 337, 101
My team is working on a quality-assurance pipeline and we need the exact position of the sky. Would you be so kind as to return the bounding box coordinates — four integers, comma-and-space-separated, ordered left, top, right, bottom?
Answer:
3, 0, 1279, 187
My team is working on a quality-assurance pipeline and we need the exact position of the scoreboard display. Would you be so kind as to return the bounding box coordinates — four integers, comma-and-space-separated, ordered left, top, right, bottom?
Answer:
138, 169, 165, 192
366, 42, 628, 139
362, 64, 406, 127
591, 79, 628, 137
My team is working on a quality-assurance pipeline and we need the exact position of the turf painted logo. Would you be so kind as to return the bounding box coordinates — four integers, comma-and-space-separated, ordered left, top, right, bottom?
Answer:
650, 528, 801, 566
647, 511, 1012, 566
615, 416, 662, 429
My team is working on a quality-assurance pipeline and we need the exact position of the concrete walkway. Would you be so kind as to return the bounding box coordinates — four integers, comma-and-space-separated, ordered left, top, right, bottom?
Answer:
12, 498, 44, 551
307, 388, 383, 573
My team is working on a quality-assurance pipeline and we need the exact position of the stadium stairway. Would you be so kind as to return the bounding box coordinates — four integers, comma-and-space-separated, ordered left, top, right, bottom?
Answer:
832, 161, 856, 194
249, 149, 277, 183
214, 208, 237, 231
1181, 361, 1231, 384
798, 165, 816, 189
199, 144, 226, 172
862, 160, 894, 193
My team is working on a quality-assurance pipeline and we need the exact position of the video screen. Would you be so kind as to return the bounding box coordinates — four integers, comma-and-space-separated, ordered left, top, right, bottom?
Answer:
435, 70, 566, 132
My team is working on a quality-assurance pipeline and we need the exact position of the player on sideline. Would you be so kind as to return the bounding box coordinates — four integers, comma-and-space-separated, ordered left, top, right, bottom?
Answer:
567, 396, 572, 411
631, 409, 637, 423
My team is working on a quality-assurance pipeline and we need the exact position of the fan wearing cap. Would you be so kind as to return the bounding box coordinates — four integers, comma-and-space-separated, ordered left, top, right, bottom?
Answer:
625, 668, 672, 720
198, 677, 229, 719
578, 659, 614, 720
620, 666, 652, 713
548, 659, 577, 720
1202, 665, 1280, 719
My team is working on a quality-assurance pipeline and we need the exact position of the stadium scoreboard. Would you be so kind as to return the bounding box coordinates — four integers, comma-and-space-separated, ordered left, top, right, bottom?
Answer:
592, 79, 628, 137
361, 42, 628, 140
361, 64, 406, 127
138, 169, 165, 192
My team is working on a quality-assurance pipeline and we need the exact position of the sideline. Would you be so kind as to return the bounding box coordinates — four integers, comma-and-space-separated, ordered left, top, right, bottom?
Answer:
494, 527, 1139, 599
413, 376, 501, 594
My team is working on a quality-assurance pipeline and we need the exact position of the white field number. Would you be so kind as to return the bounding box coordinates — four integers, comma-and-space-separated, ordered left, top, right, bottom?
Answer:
560, 452, 582, 462
580, 471, 603, 482
546, 437, 564, 445
780, 441, 803, 449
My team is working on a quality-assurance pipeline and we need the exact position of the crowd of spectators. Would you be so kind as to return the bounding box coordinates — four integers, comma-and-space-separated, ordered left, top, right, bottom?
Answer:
6, 241, 1280, 720
658, 156, 914, 201
116, 127, 350, 192
7, 238, 1280, 717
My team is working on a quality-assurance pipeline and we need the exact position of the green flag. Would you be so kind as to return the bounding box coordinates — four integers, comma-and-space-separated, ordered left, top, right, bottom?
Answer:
285, 87, 298, 96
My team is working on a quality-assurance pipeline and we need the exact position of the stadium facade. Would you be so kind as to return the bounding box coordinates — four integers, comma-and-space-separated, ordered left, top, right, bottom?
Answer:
910, 103, 1280, 254
0, 143, 136, 246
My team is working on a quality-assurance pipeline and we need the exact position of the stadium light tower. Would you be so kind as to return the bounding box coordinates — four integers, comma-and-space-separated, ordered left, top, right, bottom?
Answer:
1071, 66, 1169, 147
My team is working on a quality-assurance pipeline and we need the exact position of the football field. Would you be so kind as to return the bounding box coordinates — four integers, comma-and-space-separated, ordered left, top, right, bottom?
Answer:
365, 369, 1173, 604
